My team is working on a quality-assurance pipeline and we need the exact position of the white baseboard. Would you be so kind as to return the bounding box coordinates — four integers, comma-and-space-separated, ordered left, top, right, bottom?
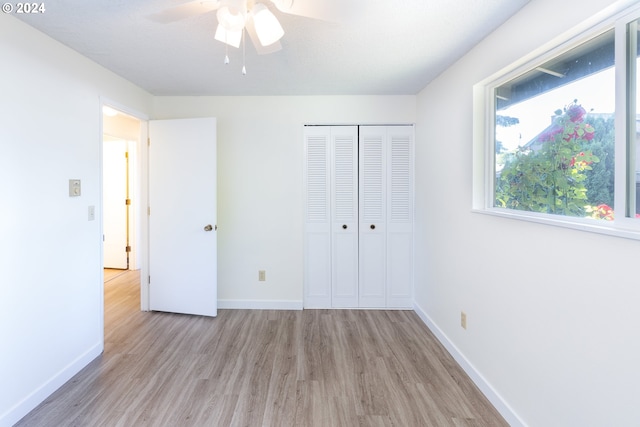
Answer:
412, 303, 526, 427
0, 342, 102, 427
218, 299, 303, 310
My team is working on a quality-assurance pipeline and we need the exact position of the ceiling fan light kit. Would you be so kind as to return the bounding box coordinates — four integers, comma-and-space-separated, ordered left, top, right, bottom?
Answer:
149, 0, 346, 76
213, 0, 286, 74
214, 23, 242, 48
216, 4, 246, 32
251, 3, 284, 47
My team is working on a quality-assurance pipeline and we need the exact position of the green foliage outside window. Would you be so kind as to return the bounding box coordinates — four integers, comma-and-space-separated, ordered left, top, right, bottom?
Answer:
496, 100, 615, 219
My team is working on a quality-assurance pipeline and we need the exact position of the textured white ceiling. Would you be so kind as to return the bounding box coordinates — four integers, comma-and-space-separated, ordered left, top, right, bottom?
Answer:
15, 0, 530, 96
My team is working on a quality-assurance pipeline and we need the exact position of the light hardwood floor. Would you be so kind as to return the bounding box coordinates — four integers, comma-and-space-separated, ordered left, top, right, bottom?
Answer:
16, 270, 507, 426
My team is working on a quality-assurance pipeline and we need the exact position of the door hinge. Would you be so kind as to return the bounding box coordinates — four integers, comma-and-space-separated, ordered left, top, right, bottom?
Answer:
148, 275, 151, 284
125, 151, 129, 158
125, 198, 131, 205
125, 246, 131, 253
147, 137, 150, 146
148, 207, 151, 215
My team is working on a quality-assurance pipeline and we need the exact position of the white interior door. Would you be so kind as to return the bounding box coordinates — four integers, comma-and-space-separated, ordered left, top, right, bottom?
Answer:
148, 117, 217, 317
103, 138, 128, 269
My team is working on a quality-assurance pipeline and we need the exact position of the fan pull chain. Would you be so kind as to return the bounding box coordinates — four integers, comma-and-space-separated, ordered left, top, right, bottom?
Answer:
224, 32, 230, 65
242, 28, 247, 75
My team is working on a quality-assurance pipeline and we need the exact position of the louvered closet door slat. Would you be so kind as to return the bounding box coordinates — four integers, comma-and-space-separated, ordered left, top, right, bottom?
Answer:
333, 134, 357, 221
306, 135, 329, 222
361, 135, 384, 222
390, 134, 412, 223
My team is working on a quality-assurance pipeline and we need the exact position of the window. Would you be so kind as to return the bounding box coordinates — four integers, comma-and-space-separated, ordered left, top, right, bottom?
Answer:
473, 4, 640, 238
495, 30, 615, 219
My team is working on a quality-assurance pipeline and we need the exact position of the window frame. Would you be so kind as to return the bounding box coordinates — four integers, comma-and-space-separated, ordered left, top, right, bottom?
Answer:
472, 2, 640, 240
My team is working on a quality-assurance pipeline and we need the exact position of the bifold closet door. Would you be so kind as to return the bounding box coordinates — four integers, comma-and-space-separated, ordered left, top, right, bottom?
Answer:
359, 127, 387, 307
303, 126, 332, 308
359, 125, 414, 308
304, 125, 414, 309
386, 126, 414, 308
331, 126, 359, 308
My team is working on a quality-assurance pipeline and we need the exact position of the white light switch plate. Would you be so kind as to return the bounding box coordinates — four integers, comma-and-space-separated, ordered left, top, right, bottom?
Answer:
69, 179, 81, 197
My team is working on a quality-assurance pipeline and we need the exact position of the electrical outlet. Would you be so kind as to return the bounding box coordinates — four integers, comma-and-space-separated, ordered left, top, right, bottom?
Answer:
461, 311, 467, 330
258, 270, 266, 281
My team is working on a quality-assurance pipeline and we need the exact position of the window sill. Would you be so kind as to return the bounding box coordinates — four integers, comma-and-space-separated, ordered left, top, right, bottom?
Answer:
472, 207, 640, 241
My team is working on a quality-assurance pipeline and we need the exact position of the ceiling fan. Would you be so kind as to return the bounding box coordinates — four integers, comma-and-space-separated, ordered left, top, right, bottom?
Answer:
149, 0, 346, 56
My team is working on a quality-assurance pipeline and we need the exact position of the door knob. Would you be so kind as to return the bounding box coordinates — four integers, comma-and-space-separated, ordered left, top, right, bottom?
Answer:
204, 224, 213, 231
342, 224, 348, 229
370, 224, 376, 230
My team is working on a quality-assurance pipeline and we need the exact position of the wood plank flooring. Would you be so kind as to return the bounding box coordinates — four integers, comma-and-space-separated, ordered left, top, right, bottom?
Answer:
15, 270, 507, 426
103, 268, 129, 282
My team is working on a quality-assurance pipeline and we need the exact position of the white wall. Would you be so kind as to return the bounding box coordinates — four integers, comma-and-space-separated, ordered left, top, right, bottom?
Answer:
0, 16, 152, 426
414, 0, 640, 425
153, 96, 416, 308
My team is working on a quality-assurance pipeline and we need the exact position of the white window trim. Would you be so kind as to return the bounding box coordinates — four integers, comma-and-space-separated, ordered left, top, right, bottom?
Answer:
472, 1, 640, 241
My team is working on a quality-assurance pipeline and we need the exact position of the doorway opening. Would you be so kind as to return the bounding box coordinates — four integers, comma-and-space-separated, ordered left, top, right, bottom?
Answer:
100, 100, 150, 320
102, 106, 142, 272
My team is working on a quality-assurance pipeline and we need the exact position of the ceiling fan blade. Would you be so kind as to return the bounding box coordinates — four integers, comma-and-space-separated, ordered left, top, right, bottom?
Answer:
245, 17, 282, 54
148, 0, 221, 24
269, 0, 353, 23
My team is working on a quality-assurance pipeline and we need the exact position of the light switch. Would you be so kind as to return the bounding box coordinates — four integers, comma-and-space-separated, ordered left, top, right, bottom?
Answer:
69, 179, 81, 197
